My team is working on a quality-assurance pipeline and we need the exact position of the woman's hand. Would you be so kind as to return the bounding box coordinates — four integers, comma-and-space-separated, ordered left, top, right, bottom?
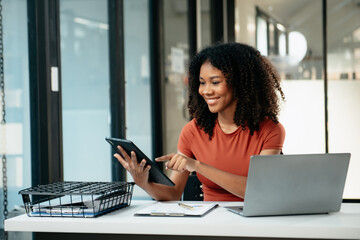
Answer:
156, 153, 198, 173
113, 146, 151, 187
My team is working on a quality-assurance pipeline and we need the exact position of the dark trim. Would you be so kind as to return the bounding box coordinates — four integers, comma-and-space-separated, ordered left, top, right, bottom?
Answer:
226, 0, 235, 42
343, 199, 360, 203
28, 0, 63, 187
188, 0, 197, 58
285, 31, 289, 55
255, 7, 259, 49
33, 232, 281, 240
210, 0, 223, 44
108, 0, 126, 181
322, 0, 329, 153
273, 26, 279, 55
266, 20, 270, 55
49, 0, 63, 185
149, 0, 164, 163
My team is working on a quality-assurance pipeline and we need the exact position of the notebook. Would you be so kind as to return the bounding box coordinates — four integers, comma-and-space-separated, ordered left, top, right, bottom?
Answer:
225, 153, 350, 217
135, 202, 218, 217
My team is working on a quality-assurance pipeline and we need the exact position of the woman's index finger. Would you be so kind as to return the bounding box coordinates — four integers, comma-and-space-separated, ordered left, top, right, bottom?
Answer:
155, 153, 175, 162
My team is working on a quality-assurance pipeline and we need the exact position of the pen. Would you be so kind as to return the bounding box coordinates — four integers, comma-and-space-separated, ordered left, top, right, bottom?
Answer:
178, 203, 194, 210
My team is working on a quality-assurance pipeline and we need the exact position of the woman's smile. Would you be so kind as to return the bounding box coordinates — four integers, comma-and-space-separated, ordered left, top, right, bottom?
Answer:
204, 97, 220, 105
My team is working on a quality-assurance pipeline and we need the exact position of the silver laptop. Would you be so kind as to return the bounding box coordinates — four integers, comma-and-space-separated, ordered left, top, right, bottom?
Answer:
226, 153, 350, 217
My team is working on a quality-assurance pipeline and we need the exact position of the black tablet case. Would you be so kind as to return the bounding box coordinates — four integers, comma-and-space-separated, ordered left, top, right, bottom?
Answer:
106, 137, 175, 186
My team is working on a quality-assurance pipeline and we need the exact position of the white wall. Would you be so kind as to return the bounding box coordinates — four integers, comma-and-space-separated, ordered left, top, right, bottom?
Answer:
328, 81, 360, 198
279, 80, 325, 154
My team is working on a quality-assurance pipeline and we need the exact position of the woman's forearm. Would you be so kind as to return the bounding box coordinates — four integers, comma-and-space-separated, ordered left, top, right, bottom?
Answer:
140, 170, 190, 201
139, 182, 181, 201
195, 161, 247, 199
193, 149, 282, 199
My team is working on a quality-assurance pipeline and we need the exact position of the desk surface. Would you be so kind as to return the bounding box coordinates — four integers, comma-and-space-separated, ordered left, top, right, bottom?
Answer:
5, 201, 360, 239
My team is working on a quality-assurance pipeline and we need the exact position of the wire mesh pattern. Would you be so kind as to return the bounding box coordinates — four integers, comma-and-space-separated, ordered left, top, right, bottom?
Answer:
19, 181, 135, 218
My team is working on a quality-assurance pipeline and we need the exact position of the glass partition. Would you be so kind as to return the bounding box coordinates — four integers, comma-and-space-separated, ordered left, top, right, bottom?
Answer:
1, 0, 31, 234
162, 0, 190, 155
327, 0, 360, 199
123, 0, 153, 199
252, 0, 325, 154
256, 15, 268, 56
60, 0, 111, 181
237, 0, 359, 199
200, 0, 211, 49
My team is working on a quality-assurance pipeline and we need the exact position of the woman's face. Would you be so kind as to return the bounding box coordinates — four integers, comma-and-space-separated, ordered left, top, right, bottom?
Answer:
198, 61, 236, 115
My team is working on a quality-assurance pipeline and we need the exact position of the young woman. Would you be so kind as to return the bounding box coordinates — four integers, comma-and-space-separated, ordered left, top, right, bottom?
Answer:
114, 42, 285, 201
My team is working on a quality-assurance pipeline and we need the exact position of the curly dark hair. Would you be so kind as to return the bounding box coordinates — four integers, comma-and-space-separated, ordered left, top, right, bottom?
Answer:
187, 42, 285, 139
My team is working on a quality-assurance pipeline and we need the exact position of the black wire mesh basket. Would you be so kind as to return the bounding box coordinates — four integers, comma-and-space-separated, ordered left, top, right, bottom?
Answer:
19, 181, 135, 218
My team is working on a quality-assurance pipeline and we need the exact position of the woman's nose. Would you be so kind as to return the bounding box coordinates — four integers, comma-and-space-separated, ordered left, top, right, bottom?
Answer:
201, 83, 213, 95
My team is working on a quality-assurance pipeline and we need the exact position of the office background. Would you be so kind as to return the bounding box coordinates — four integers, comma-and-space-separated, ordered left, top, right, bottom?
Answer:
0, 0, 360, 236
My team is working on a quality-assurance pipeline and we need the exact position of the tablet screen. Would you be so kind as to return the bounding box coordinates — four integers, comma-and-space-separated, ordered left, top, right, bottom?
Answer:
105, 137, 175, 186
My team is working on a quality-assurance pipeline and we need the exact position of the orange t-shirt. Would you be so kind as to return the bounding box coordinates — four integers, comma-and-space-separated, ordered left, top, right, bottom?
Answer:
178, 118, 285, 201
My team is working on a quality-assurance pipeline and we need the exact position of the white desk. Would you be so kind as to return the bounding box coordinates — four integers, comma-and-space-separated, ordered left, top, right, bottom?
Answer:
5, 201, 360, 240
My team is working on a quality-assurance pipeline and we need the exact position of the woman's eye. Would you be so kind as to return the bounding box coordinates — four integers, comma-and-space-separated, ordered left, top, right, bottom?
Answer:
212, 81, 220, 85
199, 81, 205, 85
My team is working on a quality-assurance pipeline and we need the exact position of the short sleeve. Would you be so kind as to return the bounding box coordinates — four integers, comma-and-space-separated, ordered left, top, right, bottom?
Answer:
262, 121, 286, 150
177, 120, 196, 158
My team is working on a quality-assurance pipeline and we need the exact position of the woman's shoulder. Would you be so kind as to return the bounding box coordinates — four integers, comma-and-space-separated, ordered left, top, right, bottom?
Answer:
178, 119, 199, 156
181, 118, 199, 134
258, 118, 285, 149
260, 118, 285, 135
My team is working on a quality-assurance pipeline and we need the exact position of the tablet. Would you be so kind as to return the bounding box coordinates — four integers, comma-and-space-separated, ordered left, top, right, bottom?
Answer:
105, 137, 175, 186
